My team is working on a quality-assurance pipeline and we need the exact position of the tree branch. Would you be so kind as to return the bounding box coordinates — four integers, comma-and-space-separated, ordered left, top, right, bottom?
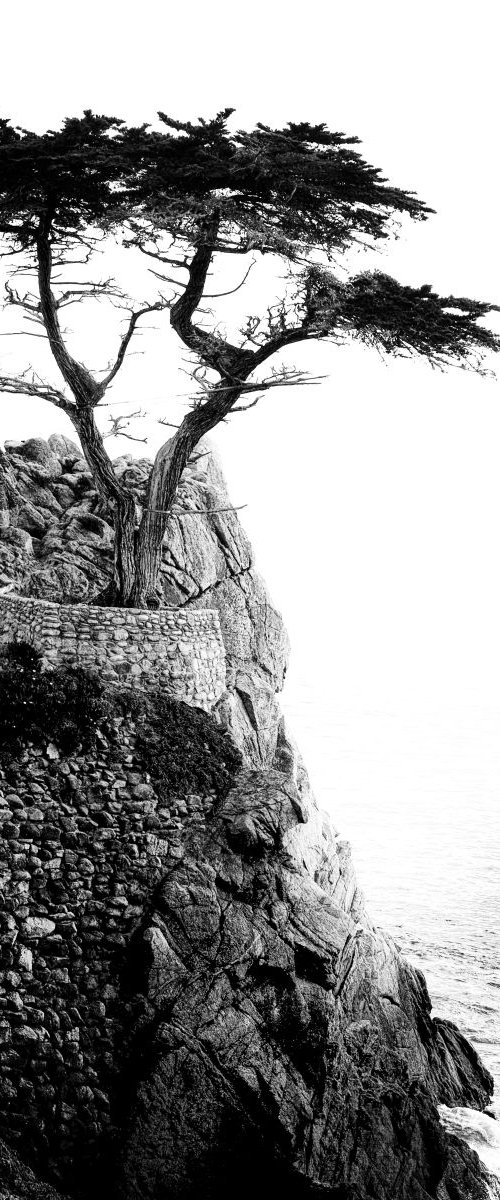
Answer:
104, 410, 148, 442
168, 217, 257, 380
203, 258, 256, 299
127, 239, 190, 271
0, 373, 74, 413
251, 323, 314, 368
53, 278, 123, 309
35, 226, 101, 407
170, 213, 221, 329
99, 300, 166, 391
147, 503, 247, 517
0, 221, 34, 238
4, 279, 41, 316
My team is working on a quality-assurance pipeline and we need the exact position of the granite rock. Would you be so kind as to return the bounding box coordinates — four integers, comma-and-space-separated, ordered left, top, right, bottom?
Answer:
0, 435, 497, 1200
117, 756, 497, 1200
0, 437, 288, 765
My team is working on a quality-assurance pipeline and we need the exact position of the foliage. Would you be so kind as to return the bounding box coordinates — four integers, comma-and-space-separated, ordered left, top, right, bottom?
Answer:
301, 267, 500, 369
0, 108, 498, 607
134, 695, 242, 801
0, 639, 112, 753
0, 640, 241, 801
122, 112, 432, 258
0, 111, 130, 241
0, 107, 496, 380
0, 110, 430, 255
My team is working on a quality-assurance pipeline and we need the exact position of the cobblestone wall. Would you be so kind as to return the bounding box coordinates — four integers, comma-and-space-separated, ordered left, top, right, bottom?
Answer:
0, 596, 226, 710
0, 721, 218, 1186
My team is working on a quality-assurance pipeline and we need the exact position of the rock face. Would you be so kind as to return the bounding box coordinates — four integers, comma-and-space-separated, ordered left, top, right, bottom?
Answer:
0, 1140, 66, 1200
117, 767, 496, 1200
0, 436, 498, 1200
0, 437, 287, 767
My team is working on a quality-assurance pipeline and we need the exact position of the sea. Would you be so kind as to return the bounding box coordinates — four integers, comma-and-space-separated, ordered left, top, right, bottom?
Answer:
281, 679, 500, 1184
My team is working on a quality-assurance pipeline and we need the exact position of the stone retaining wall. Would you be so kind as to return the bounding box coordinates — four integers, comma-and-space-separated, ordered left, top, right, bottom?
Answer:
0, 720, 219, 1185
0, 595, 226, 709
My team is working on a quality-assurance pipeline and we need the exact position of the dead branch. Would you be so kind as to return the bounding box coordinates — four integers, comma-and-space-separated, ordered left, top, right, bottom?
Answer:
0, 372, 73, 412
4, 280, 40, 315
201, 258, 257, 299
124, 235, 190, 272
184, 366, 327, 401
98, 301, 167, 392
147, 268, 186, 290
103, 410, 149, 442
230, 395, 262, 412
0, 331, 48, 339
53, 279, 124, 309
149, 504, 247, 517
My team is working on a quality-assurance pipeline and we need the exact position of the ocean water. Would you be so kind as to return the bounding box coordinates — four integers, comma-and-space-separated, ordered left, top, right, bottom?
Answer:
281, 681, 500, 1182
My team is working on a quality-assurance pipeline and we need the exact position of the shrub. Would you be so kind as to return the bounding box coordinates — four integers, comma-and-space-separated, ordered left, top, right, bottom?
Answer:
0, 641, 243, 796
0, 639, 111, 754
135, 695, 242, 802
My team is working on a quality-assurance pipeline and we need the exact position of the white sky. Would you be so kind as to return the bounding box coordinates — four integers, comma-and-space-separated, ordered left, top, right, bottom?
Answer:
1, 0, 500, 712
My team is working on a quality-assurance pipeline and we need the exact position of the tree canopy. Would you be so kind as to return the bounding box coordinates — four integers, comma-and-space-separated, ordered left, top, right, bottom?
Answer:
0, 110, 498, 606
0, 109, 431, 252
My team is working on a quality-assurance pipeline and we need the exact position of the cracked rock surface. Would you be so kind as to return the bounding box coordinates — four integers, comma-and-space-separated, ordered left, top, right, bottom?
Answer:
0, 436, 498, 1200
116, 762, 497, 1200
0, 436, 287, 766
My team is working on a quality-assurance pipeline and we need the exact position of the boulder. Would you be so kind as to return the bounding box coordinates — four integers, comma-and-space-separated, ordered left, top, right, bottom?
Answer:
47, 434, 80, 465
14, 503, 48, 537
12, 439, 62, 481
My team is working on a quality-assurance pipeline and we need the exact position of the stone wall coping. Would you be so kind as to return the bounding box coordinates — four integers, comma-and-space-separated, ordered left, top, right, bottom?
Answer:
0, 593, 218, 622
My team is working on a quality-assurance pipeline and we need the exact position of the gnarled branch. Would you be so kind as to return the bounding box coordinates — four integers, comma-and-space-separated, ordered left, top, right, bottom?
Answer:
0, 372, 73, 412
99, 300, 167, 391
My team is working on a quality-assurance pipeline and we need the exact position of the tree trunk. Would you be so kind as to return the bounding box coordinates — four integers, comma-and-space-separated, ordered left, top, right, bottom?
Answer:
131, 392, 240, 607
111, 492, 137, 606
71, 408, 138, 608
131, 437, 185, 607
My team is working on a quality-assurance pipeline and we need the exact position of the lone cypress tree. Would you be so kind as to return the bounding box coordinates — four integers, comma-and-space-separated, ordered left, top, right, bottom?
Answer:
0, 110, 498, 605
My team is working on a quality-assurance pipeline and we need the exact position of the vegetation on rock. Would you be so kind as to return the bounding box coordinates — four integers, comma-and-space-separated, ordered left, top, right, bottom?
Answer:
134, 695, 242, 802
0, 640, 111, 754
0, 638, 242, 798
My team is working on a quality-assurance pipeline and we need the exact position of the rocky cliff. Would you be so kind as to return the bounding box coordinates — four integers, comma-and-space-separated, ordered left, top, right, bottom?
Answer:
0, 435, 286, 767
0, 435, 498, 1200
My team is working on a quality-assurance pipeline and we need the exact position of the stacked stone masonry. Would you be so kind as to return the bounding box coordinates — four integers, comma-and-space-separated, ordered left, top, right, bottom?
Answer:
0, 595, 226, 710
0, 722, 218, 1187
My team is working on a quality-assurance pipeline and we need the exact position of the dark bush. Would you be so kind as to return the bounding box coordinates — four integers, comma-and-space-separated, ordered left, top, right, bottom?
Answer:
0, 639, 111, 754
0, 640, 242, 795
135, 695, 242, 802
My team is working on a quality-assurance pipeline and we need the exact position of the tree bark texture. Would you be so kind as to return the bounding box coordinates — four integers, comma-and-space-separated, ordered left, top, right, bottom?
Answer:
70, 409, 138, 605
131, 379, 248, 607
